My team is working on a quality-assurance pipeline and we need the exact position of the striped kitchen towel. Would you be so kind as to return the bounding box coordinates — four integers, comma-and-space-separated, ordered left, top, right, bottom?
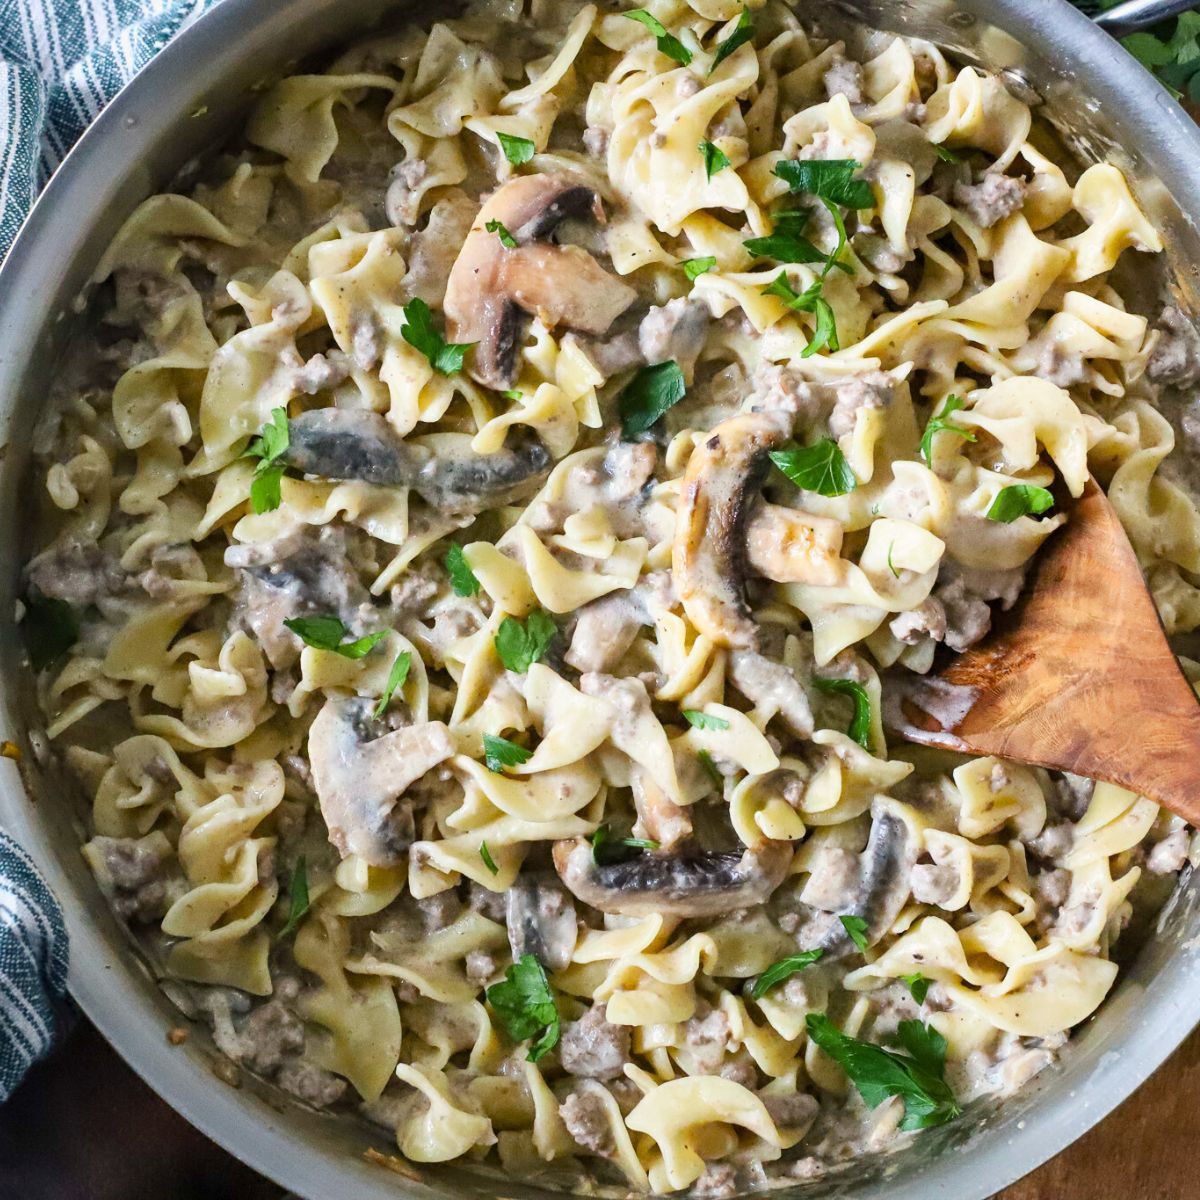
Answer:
0, 0, 221, 1099
0, 831, 68, 1101
0, 0, 220, 259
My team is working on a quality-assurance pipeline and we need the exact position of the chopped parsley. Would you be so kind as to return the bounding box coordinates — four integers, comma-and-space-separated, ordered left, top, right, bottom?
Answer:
932, 143, 961, 163
902, 972, 931, 1005
244, 406, 290, 514
401, 297, 474, 375
709, 6, 754, 72
805, 1014, 962, 1130
887, 542, 900, 579
373, 650, 412, 719
480, 842, 500, 875
445, 543, 481, 597
623, 9, 693, 65
682, 708, 731, 731
278, 857, 310, 940
618, 360, 687, 437
761, 273, 840, 356
812, 676, 873, 750
773, 158, 873, 208
483, 733, 533, 773
697, 749, 723, 785
682, 255, 718, 280
919, 394, 976, 463
699, 139, 731, 179
494, 610, 557, 673
283, 616, 386, 660
485, 954, 561, 1061
590, 824, 660, 865
496, 131, 536, 165
769, 439, 856, 496
839, 913, 870, 952
501, 388, 524, 401
986, 484, 1055, 523
750, 950, 824, 1000
22, 594, 79, 671
485, 219, 517, 248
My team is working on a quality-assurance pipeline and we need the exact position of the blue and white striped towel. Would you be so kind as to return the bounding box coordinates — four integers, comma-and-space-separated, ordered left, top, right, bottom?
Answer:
0, 0, 220, 1100
0, 0, 218, 258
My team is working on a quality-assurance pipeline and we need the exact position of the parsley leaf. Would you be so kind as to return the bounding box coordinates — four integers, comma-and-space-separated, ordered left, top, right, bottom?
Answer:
496, 131, 536, 165
485, 954, 561, 1061
624, 9, 693, 65
278, 857, 310, 940
486, 219, 517, 248
483, 733, 533, 773
773, 158, 873, 208
494, 610, 557, 673
805, 1014, 961, 1130
682, 708, 731, 731
23, 594, 79, 671
244, 406, 290, 515
699, 139, 731, 179
902, 972, 930, 1005
591, 824, 660, 865
480, 841, 499, 875
445, 543, 481, 597
986, 484, 1055, 523
373, 650, 412, 719
812, 676, 873, 750
769, 439, 856, 496
761, 273, 839, 356
932, 143, 961, 163
618, 360, 687, 437
284, 616, 387, 659
401, 297, 474, 375
839, 913, 870, 952
919, 394, 976, 462
710, 6, 754, 72
743, 226, 828, 267
1119, 13, 1200, 101
750, 950, 824, 1000
698, 748, 723, 785
682, 255, 718, 280
502, 388, 523, 401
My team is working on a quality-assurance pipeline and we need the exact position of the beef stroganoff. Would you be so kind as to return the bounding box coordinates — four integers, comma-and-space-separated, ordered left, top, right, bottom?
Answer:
19, 0, 1200, 1192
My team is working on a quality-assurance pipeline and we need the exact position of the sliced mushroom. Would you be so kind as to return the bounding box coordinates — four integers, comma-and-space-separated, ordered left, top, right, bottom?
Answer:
814, 801, 918, 956
307, 696, 455, 866
672, 411, 792, 649
506, 875, 578, 972
552, 838, 792, 917
745, 503, 845, 586
444, 174, 637, 389
281, 409, 551, 512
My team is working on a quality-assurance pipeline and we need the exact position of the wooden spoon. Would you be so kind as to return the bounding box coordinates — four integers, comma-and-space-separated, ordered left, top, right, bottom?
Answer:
895, 478, 1200, 825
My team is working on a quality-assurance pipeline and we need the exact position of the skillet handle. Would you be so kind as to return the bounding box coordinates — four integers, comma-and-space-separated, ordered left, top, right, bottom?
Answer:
1093, 0, 1197, 36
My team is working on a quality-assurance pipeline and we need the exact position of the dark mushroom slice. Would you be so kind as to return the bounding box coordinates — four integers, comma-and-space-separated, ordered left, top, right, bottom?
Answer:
672, 411, 793, 650
506, 875, 579, 972
307, 696, 455, 867
552, 837, 792, 918
281, 409, 551, 513
444, 174, 637, 389
814, 804, 918, 957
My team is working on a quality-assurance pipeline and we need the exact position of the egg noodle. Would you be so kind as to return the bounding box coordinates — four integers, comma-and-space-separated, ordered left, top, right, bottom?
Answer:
20, 0, 1200, 1193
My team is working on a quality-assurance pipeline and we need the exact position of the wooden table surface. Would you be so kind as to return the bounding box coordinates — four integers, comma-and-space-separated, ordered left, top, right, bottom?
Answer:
2, 1013, 1196, 1199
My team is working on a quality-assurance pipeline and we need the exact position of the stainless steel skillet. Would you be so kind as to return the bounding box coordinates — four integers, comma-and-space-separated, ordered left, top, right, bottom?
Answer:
1, 1, 1198, 1197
